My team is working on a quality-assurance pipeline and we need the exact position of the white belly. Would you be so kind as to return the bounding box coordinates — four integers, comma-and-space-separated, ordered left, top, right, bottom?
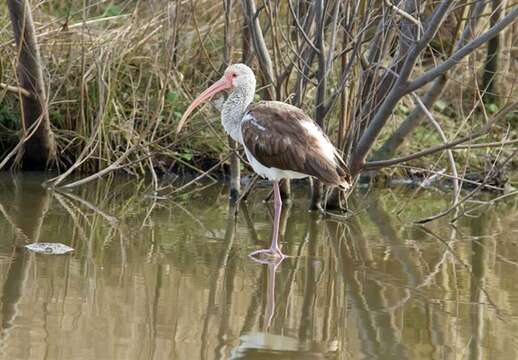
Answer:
243, 146, 308, 182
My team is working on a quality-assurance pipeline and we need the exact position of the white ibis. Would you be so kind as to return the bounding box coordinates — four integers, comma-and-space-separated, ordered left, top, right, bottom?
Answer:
177, 64, 350, 259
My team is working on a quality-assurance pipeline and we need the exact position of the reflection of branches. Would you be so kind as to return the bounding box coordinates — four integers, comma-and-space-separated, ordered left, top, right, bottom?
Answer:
53, 193, 91, 248
170, 200, 217, 238
367, 195, 423, 287
0, 247, 31, 351
419, 226, 502, 317
469, 212, 491, 359
0, 177, 48, 352
214, 205, 239, 358
0, 204, 29, 244
240, 270, 264, 334
201, 204, 239, 359
239, 202, 261, 245
299, 213, 321, 341
53, 186, 130, 271
56, 189, 119, 226
327, 221, 401, 358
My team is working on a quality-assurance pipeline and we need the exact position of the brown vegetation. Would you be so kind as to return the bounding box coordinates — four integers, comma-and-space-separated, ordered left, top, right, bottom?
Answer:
0, 1, 516, 205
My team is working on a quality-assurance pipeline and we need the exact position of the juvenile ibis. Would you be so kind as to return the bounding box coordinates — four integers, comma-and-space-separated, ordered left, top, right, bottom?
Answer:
177, 64, 350, 259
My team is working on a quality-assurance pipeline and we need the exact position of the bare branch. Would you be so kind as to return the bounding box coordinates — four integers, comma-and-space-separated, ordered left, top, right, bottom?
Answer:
0, 82, 32, 97
385, 0, 423, 30
350, 1, 518, 175
416, 149, 516, 224
372, 0, 488, 161
241, 0, 275, 96
288, 0, 319, 54
412, 93, 460, 205
454, 138, 518, 149
310, 0, 326, 210
363, 102, 518, 170
407, 6, 518, 93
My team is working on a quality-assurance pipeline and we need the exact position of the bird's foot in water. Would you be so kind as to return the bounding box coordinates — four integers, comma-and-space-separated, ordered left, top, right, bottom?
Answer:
248, 248, 286, 264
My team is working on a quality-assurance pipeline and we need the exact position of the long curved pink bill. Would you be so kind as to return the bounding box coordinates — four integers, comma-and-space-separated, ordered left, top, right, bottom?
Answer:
176, 77, 232, 134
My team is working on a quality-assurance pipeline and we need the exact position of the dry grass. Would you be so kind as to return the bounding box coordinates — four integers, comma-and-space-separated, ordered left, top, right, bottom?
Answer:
0, 0, 516, 190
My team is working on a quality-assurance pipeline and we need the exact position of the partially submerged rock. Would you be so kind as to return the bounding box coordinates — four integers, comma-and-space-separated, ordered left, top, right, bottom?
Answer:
25, 243, 74, 255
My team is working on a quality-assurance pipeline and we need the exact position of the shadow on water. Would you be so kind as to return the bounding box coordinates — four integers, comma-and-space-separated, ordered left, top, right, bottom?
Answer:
0, 173, 516, 359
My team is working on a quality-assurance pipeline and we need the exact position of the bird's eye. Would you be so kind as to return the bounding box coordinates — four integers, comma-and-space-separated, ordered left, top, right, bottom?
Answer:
232, 73, 237, 78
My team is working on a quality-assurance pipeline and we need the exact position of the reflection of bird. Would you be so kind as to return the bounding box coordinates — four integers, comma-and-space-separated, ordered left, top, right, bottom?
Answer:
231, 332, 337, 359
177, 64, 350, 259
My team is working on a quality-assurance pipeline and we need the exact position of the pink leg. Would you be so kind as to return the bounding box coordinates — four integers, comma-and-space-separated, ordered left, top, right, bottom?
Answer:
249, 181, 286, 261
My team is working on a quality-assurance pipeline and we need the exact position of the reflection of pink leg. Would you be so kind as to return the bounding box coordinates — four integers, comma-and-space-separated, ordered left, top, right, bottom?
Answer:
264, 261, 279, 330
249, 181, 286, 260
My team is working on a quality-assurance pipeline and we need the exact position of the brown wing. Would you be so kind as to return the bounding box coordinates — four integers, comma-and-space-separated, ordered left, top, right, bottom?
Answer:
241, 101, 350, 188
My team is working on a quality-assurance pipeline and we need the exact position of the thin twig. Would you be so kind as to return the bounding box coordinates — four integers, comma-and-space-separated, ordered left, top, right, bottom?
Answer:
385, 0, 423, 30
411, 93, 460, 205
0, 82, 31, 97
364, 102, 518, 170
170, 154, 230, 194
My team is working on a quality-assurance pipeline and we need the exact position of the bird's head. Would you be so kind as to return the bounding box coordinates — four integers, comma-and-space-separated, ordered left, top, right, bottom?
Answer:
224, 63, 255, 91
176, 63, 255, 134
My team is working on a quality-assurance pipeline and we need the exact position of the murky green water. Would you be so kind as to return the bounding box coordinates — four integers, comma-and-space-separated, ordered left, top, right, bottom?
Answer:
0, 174, 517, 359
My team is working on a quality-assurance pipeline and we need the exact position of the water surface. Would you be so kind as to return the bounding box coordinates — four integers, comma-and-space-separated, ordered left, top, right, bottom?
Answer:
0, 174, 517, 359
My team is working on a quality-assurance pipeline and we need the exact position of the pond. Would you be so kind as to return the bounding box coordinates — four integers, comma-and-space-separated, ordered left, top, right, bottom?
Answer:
0, 173, 517, 359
